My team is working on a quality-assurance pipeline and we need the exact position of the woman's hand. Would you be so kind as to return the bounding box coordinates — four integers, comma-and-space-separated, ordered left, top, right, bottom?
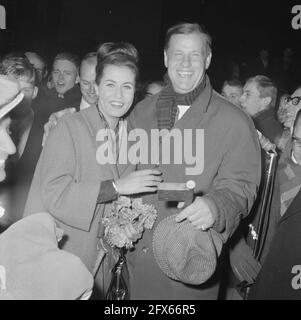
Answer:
42, 108, 76, 147
115, 169, 162, 195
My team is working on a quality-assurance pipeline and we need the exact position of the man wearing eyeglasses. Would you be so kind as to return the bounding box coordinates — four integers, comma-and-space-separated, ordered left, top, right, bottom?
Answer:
249, 108, 301, 299
283, 86, 301, 131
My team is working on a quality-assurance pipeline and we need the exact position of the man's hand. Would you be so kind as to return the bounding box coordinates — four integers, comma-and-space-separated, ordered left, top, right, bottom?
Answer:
42, 108, 76, 147
175, 196, 215, 230
257, 130, 276, 152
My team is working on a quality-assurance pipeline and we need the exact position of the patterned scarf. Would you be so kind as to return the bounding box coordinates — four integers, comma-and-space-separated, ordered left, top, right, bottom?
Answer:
278, 157, 301, 216
156, 74, 206, 130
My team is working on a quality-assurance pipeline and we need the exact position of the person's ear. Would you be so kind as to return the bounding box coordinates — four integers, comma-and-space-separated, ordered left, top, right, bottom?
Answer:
262, 96, 272, 109
75, 74, 80, 84
164, 50, 168, 68
94, 83, 99, 96
205, 52, 212, 70
32, 86, 38, 100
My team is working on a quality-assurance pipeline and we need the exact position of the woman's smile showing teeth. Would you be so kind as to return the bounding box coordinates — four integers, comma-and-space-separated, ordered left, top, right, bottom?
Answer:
111, 101, 124, 108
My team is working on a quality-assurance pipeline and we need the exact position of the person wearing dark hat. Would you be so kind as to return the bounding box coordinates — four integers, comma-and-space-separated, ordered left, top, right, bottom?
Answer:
127, 22, 261, 300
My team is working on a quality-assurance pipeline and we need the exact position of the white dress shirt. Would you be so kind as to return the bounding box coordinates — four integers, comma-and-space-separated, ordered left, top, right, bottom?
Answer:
79, 98, 91, 110
177, 105, 190, 121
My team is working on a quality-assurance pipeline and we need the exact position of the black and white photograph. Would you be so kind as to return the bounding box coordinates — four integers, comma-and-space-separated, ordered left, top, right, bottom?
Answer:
0, 0, 301, 303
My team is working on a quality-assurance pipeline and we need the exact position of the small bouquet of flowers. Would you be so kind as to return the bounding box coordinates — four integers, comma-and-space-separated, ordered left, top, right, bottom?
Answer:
102, 196, 158, 249
103, 196, 157, 300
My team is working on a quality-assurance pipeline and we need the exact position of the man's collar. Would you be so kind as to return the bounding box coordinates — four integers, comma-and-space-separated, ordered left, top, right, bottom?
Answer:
55, 84, 81, 99
292, 151, 298, 164
80, 98, 91, 110
254, 107, 271, 119
291, 151, 301, 167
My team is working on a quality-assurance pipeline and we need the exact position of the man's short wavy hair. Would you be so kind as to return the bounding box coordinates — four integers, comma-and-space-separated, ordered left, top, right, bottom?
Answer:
246, 75, 278, 108
164, 22, 212, 58
52, 52, 80, 72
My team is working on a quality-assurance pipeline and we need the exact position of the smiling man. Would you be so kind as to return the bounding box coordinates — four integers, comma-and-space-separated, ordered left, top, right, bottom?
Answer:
128, 22, 261, 300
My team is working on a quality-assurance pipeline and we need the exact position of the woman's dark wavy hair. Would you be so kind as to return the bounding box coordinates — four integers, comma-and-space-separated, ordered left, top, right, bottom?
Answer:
96, 42, 139, 85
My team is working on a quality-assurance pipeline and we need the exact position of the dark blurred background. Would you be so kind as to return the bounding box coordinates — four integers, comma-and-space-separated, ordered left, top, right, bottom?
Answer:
0, 0, 300, 88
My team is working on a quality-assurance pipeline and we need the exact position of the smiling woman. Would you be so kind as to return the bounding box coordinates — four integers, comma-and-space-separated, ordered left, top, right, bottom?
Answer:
96, 64, 135, 129
24, 42, 162, 299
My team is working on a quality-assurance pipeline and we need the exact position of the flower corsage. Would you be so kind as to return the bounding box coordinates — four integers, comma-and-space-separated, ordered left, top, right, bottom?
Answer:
102, 196, 158, 249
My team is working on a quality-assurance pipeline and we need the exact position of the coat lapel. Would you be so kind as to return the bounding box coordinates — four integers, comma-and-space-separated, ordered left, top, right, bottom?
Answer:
278, 186, 301, 224
173, 76, 213, 132
81, 106, 119, 181
158, 76, 213, 183
116, 119, 137, 178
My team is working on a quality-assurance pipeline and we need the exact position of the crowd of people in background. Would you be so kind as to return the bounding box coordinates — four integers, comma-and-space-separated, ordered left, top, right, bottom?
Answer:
0, 21, 301, 300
